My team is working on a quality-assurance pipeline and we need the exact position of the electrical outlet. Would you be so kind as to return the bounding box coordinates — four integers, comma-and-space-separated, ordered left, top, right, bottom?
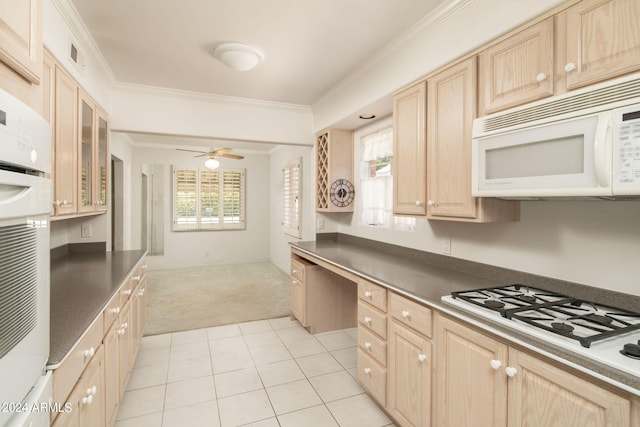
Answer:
317, 218, 325, 229
204, 250, 210, 257
443, 238, 452, 255
81, 224, 92, 238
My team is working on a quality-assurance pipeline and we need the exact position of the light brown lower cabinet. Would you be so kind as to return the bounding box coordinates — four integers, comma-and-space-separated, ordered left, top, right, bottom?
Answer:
103, 319, 120, 427
387, 320, 431, 427
434, 313, 635, 427
52, 346, 104, 427
50, 257, 147, 427
289, 254, 356, 334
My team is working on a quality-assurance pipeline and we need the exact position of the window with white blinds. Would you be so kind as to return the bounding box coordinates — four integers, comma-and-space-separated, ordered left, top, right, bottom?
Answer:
282, 158, 302, 238
173, 166, 245, 231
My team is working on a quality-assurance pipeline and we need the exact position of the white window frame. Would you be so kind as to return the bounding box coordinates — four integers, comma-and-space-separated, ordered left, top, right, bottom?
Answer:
282, 158, 302, 238
172, 166, 246, 231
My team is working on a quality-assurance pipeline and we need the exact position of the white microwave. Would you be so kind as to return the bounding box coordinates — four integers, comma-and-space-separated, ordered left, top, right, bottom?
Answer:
472, 73, 640, 199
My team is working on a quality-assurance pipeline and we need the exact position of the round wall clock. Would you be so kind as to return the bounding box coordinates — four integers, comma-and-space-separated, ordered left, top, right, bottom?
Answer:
330, 179, 355, 207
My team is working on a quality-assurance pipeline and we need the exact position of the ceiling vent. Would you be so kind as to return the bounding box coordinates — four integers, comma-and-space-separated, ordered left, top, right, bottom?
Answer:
68, 39, 85, 72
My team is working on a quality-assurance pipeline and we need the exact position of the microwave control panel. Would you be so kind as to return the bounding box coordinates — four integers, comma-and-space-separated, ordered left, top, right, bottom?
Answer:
614, 106, 640, 194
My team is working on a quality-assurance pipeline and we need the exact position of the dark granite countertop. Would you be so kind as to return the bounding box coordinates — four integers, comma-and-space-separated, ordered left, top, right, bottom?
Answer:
48, 245, 146, 368
290, 233, 640, 396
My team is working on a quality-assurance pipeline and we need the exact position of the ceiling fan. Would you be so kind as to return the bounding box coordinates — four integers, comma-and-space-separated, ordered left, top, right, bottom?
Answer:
176, 147, 244, 170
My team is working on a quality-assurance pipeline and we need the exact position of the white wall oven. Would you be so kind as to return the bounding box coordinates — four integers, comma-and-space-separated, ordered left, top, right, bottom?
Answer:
0, 88, 52, 427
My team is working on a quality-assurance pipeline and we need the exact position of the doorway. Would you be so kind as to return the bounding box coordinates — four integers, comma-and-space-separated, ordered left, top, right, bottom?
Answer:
111, 155, 124, 251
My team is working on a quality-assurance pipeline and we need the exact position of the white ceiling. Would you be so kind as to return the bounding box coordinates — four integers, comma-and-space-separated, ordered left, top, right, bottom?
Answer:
70, 0, 448, 153
71, 0, 445, 106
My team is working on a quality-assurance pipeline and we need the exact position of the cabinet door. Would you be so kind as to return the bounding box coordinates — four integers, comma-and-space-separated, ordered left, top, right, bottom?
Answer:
564, 0, 640, 90
78, 93, 95, 213
387, 320, 431, 427
118, 302, 132, 400
103, 322, 120, 427
479, 17, 554, 115
434, 315, 508, 427
53, 67, 78, 216
95, 110, 109, 210
290, 277, 304, 323
0, 0, 42, 84
53, 346, 104, 427
427, 57, 477, 219
508, 348, 632, 427
393, 82, 427, 216
77, 347, 105, 427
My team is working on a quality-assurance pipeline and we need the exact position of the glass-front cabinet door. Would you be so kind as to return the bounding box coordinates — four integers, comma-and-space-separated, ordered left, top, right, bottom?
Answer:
78, 91, 109, 213
78, 95, 95, 212
95, 111, 108, 211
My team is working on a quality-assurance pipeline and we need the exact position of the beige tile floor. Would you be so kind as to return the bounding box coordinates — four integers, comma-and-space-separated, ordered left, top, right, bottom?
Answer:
114, 317, 395, 427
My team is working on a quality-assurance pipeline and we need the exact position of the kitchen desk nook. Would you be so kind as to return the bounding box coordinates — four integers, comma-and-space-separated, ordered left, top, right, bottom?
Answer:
290, 234, 640, 427
48, 244, 147, 427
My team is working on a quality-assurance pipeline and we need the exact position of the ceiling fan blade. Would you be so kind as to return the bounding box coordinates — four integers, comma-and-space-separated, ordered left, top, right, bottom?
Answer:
194, 153, 209, 157
213, 147, 233, 154
218, 153, 244, 159
176, 148, 207, 154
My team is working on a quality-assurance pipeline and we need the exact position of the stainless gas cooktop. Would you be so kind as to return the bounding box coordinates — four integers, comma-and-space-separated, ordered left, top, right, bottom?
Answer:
442, 284, 640, 378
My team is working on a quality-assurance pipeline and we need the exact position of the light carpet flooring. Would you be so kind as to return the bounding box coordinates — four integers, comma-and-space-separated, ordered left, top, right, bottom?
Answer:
145, 262, 291, 335
114, 317, 395, 427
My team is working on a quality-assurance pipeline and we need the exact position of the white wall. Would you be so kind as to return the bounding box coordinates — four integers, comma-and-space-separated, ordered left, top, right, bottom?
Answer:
129, 145, 271, 270
324, 119, 640, 297
268, 145, 316, 273
109, 133, 135, 250
110, 85, 314, 146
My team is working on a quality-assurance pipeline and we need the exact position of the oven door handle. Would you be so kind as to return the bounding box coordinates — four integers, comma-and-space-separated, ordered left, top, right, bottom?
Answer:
0, 182, 31, 205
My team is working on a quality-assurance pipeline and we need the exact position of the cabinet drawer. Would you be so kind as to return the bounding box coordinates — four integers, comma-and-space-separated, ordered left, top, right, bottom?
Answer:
357, 278, 387, 312
358, 301, 387, 339
119, 276, 135, 306
52, 314, 104, 406
358, 325, 387, 367
389, 292, 432, 338
103, 292, 122, 331
291, 256, 312, 282
357, 349, 386, 406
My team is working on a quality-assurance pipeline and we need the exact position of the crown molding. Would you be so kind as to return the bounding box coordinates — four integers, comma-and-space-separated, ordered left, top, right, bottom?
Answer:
49, 0, 118, 88
113, 82, 313, 113
314, 0, 474, 105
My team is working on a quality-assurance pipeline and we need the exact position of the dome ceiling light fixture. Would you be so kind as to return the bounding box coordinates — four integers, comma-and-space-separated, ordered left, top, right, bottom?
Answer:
212, 42, 264, 72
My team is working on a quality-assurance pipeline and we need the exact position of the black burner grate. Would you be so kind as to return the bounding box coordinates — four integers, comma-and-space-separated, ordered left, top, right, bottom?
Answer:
451, 285, 640, 348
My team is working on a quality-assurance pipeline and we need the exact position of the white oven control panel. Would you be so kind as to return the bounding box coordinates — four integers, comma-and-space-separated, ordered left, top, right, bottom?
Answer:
0, 89, 51, 174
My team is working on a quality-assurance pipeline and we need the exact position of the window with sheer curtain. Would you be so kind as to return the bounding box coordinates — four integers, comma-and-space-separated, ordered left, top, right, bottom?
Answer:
360, 127, 394, 227
172, 166, 245, 231
282, 158, 302, 238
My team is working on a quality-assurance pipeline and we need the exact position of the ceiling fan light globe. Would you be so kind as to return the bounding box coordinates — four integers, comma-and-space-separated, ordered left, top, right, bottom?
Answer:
205, 158, 220, 170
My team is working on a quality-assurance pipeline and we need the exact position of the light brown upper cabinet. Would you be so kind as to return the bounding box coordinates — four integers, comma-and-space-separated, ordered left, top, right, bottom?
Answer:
560, 0, 640, 91
479, 18, 555, 116
427, 58, 519, 222
78, 91, 109, 214
392, 82, 427, 216
52, 63, 79, 217
0, 0, 43, 85
315, 129, 354, 212
480, 0, 640, 115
